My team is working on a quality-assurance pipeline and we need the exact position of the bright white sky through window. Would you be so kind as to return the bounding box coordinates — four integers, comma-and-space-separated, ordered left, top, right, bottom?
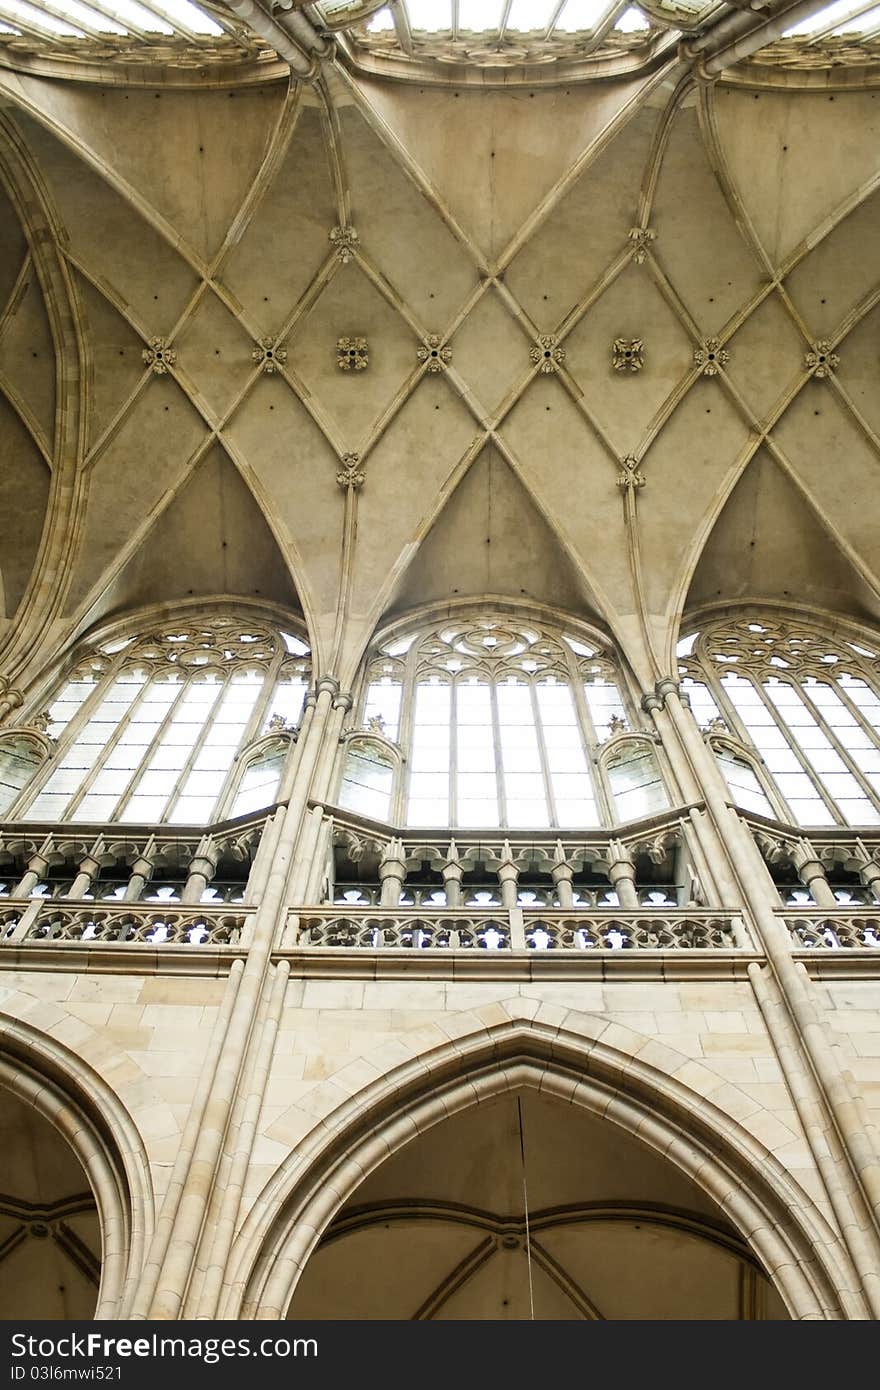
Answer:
783, 0, 864, 32
554, 0, 607, 29
506, 0, 557, 30
406, 0, 451, 28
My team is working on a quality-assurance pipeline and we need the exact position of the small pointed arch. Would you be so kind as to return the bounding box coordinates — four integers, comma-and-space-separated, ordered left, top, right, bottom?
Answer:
0, 1011, 153, 1318
597, 730, 670, 825
228, 1010, 854, 1320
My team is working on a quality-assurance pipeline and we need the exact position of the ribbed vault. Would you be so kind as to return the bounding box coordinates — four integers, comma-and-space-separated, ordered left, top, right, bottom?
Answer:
0, 62, 878, 689
287, 1089, 790, 1320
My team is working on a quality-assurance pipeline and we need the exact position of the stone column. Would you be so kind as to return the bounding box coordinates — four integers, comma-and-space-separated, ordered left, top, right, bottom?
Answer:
494, 840, 519, 911
791, 840, 838, 910
65, 842, 104, 900
441, 839, 465, 908
858, 859, 880, 905
378, 837, 407, 907
181, 836, 219, 904
550, 841, 575, 909
606, 838, 640, 908
649, 676, 880, 1313
13, 850, 50, 899
0, 681, 22, 725
124, 844, 157, 902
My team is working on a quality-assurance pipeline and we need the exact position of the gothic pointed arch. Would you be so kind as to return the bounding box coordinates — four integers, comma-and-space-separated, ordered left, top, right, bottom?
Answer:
0, 1011, 154, 1319
229, 1010, 854, 1320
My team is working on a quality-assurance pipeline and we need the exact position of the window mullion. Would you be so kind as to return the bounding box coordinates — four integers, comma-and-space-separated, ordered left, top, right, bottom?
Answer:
57, 670, 154, 821
211, 664, 273, 822
570, 668, 610, 826
162, 678, 226, 823
707, 669, 756, 749
833, 679, 880, 752
530, 681, 557, 828
450, 679, 459, 827
797, 682, 879, 811
67, 673, 160, 822
399, 642, 419, 821
754, 680, 842, 824
490, 679, 508, 828
11, 667, 115, 818
111, 672, 192, 821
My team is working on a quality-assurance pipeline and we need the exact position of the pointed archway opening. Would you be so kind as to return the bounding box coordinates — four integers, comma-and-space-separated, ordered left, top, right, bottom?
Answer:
0, 1086, 100, 1319
286, 1088, 787, 1321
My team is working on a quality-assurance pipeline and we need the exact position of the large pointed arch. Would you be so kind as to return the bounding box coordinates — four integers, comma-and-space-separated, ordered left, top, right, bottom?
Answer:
0, 1011, 154, 1319
226, 1005, 857, 1320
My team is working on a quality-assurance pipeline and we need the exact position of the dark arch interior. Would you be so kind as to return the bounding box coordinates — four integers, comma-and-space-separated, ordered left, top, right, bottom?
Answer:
287, 1089, 789, 1321
0, 1087, 100, 1319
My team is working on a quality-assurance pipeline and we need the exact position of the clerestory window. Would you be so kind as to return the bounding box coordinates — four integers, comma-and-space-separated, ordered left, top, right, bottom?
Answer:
4, 615, 310, 826
678, 613, 880, 827
339, 612, 667, 829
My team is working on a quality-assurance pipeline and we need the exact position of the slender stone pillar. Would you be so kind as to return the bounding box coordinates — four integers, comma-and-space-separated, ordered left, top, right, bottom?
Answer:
181, 836, 219, 905
13, 851, 49, 899
65, 846, 103, 900
550, 841, 574, 909
378, 837, 407, 907
495, 840, 519, 910
124, 846, 157, 902
647, 676, 880, 1313
791, 841, 839, 910
606, 838, 640, 908
442, 839, 465, 908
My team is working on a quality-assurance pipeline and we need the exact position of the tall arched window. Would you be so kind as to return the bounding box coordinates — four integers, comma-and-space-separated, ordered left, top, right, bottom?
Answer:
340, 613, 663, 830
678, 613, 880, 827
6, 615, 310, 826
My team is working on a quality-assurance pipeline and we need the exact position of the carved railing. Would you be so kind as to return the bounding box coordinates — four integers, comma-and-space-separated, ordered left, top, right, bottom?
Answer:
291, 908, 745, 951
10, 903, 249, 947
781, 911, 880, 949
318, 803, 705, 913
0, 811, 271, 905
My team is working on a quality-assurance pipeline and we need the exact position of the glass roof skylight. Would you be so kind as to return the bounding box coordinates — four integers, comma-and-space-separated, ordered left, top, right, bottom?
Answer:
0, 0, 877, 80
0, 0, 267, 66
336, 0, 672, 62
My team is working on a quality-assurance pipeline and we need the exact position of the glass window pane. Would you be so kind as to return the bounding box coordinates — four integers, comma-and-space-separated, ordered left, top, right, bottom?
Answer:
506, 797, 549, 827
363, 678, 402, 740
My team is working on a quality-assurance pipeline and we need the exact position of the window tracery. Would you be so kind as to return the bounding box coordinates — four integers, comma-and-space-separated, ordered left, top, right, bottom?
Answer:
679, 612, 880, 827
4, 616, 310, 827
341, 613, 663, 830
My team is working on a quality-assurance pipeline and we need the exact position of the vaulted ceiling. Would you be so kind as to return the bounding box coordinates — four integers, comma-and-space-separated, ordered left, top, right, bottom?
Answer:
0, 54, 879, 694
287, 1090, 789, 1319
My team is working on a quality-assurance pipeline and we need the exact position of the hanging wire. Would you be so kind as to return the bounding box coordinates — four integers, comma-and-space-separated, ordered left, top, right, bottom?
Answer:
517, 1095, 536, 1320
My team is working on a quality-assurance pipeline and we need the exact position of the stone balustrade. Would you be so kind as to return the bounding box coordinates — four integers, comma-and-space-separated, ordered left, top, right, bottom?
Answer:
8, 902, 249, 946
292, 908, 746, 951
781, 910, 880, 949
